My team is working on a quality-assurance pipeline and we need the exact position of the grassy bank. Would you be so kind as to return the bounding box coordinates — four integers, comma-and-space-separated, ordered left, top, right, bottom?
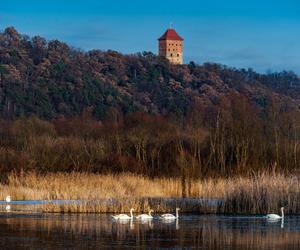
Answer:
0, 172, 299, 214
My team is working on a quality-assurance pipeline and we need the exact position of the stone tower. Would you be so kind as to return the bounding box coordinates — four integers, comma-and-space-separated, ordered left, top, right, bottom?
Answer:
158, 28, 183, 64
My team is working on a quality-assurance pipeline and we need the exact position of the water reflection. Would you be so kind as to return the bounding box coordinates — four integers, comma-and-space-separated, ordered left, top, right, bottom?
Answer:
0, 214, 299, 249
266, 217, 285, 228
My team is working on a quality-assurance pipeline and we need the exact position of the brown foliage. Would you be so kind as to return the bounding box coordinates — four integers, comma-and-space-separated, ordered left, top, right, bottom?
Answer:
0, 87, 299, 180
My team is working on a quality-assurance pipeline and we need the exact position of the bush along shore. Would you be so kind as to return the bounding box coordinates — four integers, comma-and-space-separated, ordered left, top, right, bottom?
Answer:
0, 172, 299, 214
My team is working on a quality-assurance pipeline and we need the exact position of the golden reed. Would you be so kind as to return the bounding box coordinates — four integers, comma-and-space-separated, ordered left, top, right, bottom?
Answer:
0, 172, 299, 214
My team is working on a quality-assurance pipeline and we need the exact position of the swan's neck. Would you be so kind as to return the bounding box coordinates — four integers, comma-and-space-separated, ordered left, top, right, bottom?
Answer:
176, 209, 179, 218
130, 209, 133, 218
281, 208, 284, 218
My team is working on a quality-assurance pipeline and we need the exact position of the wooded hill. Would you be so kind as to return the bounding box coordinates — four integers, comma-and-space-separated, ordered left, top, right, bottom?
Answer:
0, 26, 300, 119
0, 26, 300, 178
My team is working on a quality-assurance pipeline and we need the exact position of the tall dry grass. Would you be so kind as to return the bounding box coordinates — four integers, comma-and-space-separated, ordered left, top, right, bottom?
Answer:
223, 172, 300, 214
0, 172, 225, 200
0, 172, 299, 214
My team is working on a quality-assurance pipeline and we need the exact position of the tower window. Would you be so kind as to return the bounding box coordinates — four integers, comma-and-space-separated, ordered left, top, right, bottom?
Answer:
177, 54, 179, 57
170, 53, 173, 57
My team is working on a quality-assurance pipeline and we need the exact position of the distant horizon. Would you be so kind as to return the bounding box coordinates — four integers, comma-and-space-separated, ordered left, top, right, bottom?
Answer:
1, 0, 300, 74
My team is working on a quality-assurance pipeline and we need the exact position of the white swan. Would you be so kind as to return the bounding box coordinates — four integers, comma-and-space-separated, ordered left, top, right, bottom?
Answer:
160, 208, 180, 220
112, 208, 134, 220
5, 195, 11, 203
136, 209, 154, 220
266, 207, 284, 220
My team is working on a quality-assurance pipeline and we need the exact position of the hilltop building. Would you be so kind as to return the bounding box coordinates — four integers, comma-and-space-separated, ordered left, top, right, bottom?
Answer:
158, 28, 184, 64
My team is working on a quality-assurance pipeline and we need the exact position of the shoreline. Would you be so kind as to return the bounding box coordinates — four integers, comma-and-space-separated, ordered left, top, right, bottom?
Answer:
1, 172, 299, 214
1, 197, 223, 214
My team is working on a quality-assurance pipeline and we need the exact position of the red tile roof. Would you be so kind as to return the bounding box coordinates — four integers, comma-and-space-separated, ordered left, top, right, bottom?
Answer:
158, 29, 184, 41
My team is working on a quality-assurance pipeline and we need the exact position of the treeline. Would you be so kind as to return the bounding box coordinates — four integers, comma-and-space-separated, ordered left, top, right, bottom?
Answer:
1, 26, 300, 120
0, 93, 299, 179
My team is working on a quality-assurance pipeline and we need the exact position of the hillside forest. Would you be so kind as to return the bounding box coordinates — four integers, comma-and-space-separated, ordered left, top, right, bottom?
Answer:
0, 27, 300, 180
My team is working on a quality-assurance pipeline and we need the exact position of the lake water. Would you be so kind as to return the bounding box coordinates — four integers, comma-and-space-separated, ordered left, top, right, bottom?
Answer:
0, 213, 299, 249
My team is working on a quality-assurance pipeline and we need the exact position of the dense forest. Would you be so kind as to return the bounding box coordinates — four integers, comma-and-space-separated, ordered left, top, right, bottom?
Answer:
0, 26, 300, 179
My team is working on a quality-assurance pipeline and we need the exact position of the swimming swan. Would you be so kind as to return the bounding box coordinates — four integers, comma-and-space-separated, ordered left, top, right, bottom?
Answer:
266, 207, 284, 220
160, 208, 180, 220
136, 209, 154, 220
112, 208, 134, 220
5, 196, 11, 203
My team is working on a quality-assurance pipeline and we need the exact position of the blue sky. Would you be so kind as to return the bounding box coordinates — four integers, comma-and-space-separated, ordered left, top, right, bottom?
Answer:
1, 0, 300, 73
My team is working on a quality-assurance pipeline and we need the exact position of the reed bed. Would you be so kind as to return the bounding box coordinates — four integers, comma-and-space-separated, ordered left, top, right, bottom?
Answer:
223, 172, 300, 215
0, 172, 299, 214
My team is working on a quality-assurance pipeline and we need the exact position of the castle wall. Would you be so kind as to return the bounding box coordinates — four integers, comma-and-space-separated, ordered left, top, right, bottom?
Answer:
159, 40, 183, 65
